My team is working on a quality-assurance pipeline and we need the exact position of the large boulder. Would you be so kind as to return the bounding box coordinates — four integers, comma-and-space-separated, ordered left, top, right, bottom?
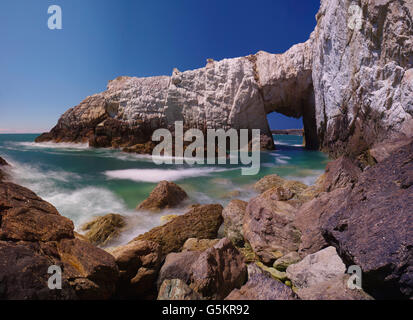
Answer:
322, 139, 413, 299
222, 199, 247, 246
135, 204, 223, 257
156, 238, 247, 300
243, 190, 301, 264
286, 247, 346, 290
0, 156, 8, 181
111, 239, 162, 299
0, 182, 118, 300
136, 181, 188, 212
189, 238, 247, 299
80, 213, 126, 247
226, 264, 297, 300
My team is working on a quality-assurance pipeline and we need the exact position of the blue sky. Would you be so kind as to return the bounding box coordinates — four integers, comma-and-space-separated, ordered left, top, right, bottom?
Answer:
0, 0, 320, 133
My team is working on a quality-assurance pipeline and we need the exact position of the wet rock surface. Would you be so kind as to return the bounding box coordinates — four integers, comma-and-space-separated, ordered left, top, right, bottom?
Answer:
136, 181, 188, 212
80, 213, 126, 247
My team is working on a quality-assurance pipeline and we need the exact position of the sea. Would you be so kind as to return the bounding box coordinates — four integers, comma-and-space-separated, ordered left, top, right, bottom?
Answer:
0, 134, 329, 246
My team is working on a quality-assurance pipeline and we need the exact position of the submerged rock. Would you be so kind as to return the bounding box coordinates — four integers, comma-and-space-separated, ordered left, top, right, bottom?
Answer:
80, 213, 126, 247
0, 182, 118, 300
135, 204, 223, 257
136, 181, 188, 212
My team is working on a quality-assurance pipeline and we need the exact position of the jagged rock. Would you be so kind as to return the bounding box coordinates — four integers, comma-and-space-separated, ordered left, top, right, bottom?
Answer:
320, 157, 362, 192
286, 247, 346, 290
0, 156, 8, 181
156, 238, 246, 300
80, 213, 126, 247
322, 139, 413, 299
226, 264, 297, 300
296, 274, 373, 300
254, 174, 307, 194
0, 157, 8, 166
135, 204, 223, 257
182, 238, 220, 252
158, 279, 202, 300
273, 252, 301, 272
313, 0, 413, 157
0, 182, 118, 300
157, 251, 201, 290
111, 240, 161, 299
243, 190, 301, 264
189, 238, 247, 299
136, 181, 188, 212
222, 199, 247, 246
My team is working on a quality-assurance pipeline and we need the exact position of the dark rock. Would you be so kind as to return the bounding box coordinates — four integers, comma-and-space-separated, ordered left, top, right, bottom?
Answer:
136, 181, 188, 212
322, 139, 413, 299
135, 204, 223, 257
111, 240, 162, 299
0, 182, 119, 300
189, 238, 247, 299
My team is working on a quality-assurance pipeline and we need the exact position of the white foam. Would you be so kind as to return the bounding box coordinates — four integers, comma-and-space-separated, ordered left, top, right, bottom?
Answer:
104, 167, 232, 183
12, 141, 89, 150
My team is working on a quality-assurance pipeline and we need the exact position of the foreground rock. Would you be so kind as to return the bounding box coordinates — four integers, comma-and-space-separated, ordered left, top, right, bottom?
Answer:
222, 200, 247, 246
243, 190, 301, 264
286, 247, 346, 290
111, 240, 161, 299
137, 181, 188, 211
80, 213, 126, 246
158, 279, 202, 300
0, 182, 118, 299
0, 156, 9, 181
226, 264, 296, 300
135, 204, 223, 257
182, 238, 220, 252
296, 274, 373, 300
322, 140, 413, 299
158, 239, 247, 300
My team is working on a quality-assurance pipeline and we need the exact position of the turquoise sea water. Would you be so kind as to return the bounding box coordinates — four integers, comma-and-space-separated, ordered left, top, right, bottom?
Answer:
0, 134, 328, 246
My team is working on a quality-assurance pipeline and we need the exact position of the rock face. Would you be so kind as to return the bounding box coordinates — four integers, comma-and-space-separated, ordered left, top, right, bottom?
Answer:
312, 0, 413, 157
0, 182, 118, 299
158, 279, 202, 300
136, 181, 188, 211
0, 156, 8, 181
226, 264, 297, 300
243, 190, 301, 264
80, 213, 126, 247
322, 139, 413, 299
135, 204, 223, 257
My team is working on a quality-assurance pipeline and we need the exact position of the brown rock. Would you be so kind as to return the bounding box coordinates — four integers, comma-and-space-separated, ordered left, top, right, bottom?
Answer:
321, 156, 361, 192
157, 251, 201, 289
226, 264, 297, 300
80, 213, 126, 246
0, 156, 8, 181
243, 191, 301, 264
189, 238, 247, 299
136, 181, 188, 211
135, 204, 223, 257
0, 182, 119, 300
158, 279, 202, 300
254, 174, 308, 195
222, 199, 247, 246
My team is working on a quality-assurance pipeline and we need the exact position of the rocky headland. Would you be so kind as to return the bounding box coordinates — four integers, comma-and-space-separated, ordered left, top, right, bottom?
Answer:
2, 0, 412, 300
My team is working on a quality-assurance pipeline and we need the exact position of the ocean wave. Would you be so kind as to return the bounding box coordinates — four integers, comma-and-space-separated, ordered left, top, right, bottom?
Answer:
104, 167, 233, 183
11, 141, 90, 151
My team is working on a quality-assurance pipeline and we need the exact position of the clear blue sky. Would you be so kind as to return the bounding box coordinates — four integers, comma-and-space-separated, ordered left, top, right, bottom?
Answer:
0, 0, 320, 133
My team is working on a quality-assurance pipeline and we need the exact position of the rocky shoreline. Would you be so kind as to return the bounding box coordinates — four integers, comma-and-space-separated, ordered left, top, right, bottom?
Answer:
1, 135, 412, 300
